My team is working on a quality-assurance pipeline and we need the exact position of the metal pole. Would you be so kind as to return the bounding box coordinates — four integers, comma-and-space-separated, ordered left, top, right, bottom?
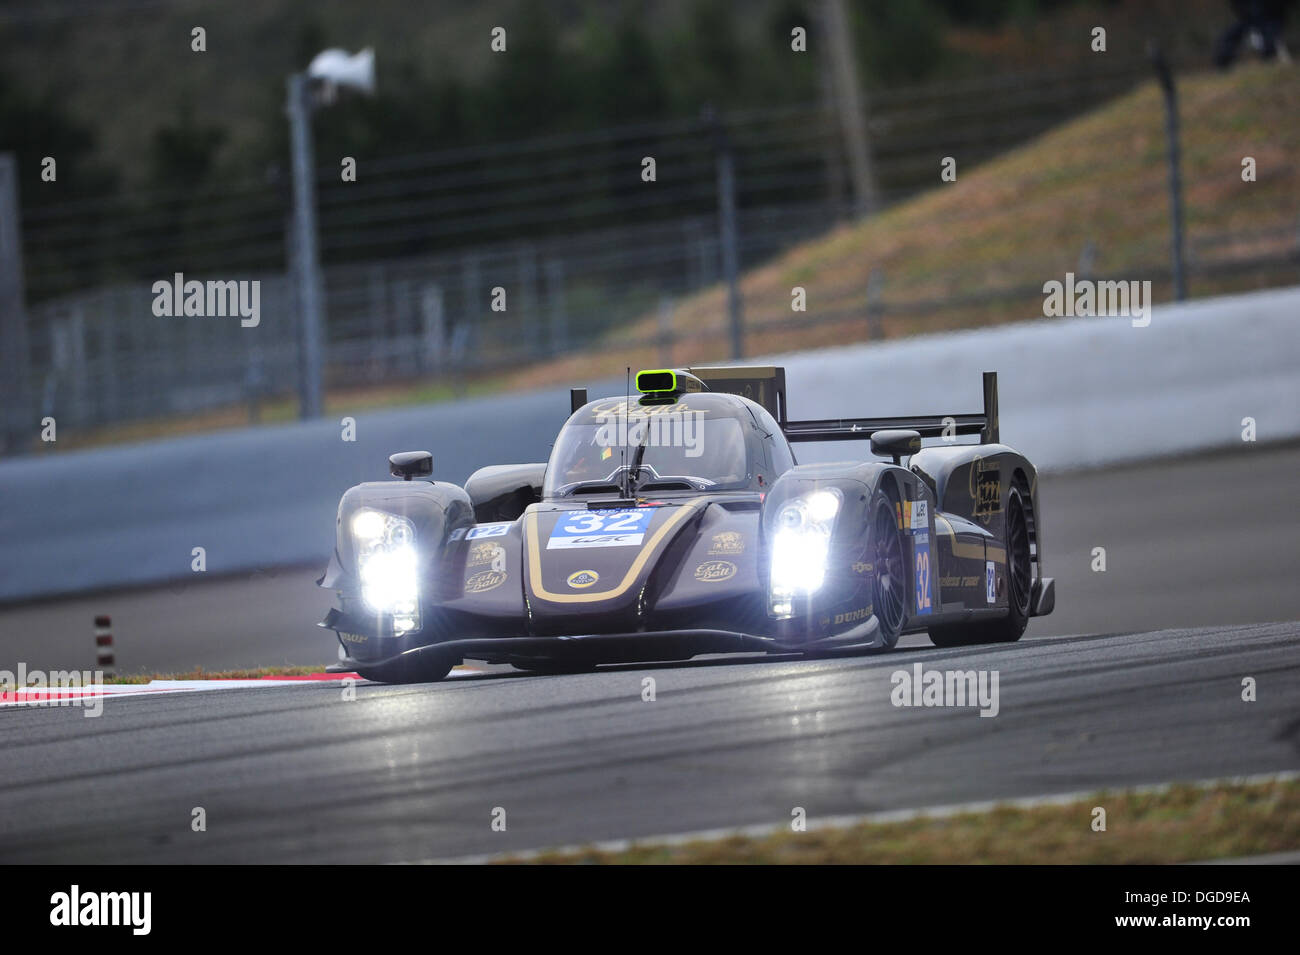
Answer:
518, 243, 539, 357
866, 267, 884, 340
822, 0, 879, 218
658, 294, 675, 368
287, 73, 325, 419
0, 153, 31, 455
816, 48, 848, 220
545, 258, 567, 355
421, 282, 445, 373
708, 109, 744, 360
1148, 42, 1187, 301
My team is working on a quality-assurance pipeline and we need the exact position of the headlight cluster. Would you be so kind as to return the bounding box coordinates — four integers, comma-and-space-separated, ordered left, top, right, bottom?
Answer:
769, 489, 842, 618
351, 509, 421, 635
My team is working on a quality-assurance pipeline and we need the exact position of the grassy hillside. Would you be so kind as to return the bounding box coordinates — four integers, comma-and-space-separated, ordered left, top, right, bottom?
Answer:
505, 61, 1300, 390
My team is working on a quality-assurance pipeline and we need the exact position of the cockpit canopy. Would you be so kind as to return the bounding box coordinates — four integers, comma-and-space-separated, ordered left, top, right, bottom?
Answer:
544, 392, 787, 498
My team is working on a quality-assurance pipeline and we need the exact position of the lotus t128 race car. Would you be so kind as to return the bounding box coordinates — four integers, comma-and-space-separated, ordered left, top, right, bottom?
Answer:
318, 367, 1055, 682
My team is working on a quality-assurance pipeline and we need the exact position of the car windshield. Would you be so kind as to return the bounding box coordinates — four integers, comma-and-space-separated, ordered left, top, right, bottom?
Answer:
544, 400, 749, 497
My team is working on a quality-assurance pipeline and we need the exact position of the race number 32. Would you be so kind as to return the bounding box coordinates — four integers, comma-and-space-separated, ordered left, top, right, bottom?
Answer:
548, 508, 653, 549
914, 534, 932, 614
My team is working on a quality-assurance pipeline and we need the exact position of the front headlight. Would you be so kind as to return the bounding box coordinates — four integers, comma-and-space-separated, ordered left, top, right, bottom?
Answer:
353, 509, 421, 634
769, 489, 842, 618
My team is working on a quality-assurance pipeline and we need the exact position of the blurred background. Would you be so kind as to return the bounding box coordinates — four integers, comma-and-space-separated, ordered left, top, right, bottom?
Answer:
0, 0, 1296, 450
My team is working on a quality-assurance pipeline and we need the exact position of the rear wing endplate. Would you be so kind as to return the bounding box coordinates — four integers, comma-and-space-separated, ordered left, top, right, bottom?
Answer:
688, 365, 789, 425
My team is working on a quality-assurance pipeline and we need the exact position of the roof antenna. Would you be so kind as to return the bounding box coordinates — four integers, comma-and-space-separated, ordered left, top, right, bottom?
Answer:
622, 366, 631, 500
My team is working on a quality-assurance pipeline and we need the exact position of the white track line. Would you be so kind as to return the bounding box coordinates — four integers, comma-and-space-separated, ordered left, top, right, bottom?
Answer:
0, 667, 484, 706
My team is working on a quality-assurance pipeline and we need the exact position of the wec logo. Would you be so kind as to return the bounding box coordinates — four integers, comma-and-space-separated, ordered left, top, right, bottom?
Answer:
49, 885, 151, 935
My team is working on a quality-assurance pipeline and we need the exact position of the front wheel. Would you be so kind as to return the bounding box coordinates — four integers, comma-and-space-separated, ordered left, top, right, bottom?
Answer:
870, 494, 908, 649
355, 651, 455, 684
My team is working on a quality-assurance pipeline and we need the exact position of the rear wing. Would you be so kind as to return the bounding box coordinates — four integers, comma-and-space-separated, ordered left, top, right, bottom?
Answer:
688, 365, 789, 424
691, 365, 1000, 446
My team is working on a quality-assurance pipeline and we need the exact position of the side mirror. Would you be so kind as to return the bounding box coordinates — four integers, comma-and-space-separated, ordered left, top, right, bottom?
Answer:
389, 451, 433, 481
870, 429, 921, 464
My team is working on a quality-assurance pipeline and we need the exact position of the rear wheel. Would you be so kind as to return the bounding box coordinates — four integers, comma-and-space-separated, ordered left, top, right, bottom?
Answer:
928, 485, 1032, 647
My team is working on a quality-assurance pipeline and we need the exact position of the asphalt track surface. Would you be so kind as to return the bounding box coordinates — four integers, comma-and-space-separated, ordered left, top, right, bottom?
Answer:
1, 621, 1296, 863
0, 445, 1297, 862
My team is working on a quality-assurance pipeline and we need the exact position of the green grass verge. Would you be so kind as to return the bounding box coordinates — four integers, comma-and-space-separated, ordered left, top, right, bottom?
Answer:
498, 778, 1300, 864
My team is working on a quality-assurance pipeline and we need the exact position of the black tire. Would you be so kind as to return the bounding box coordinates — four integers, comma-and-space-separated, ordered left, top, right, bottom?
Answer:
928, 485, 1032, 647
355, 651, 455, 684
870, 493, 907, 649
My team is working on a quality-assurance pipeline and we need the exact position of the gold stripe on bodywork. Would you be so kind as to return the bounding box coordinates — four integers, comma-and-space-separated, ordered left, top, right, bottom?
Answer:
525, 505, 697, 603
935, 514, 989, 561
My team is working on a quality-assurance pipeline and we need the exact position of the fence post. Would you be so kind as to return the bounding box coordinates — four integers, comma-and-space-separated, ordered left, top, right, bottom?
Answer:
707, 108, 744, 360
816, 57, 849, 220
866, 267, 884, 340
822, 0, 880, 218
99, 288, 120, 425
0, 153, 30, 455
460, 252, 480, 371
545, 258, 567, 355
287, 72, 326, 419
421, 282, 445, 374
1077, 239, 1097, 283
658, 295, 675, 368
367, 264, 387, 354
68, 306, 88, 427
517, 243, 539, 358
1148, 41, 1187, 301
245, 348, 265, 424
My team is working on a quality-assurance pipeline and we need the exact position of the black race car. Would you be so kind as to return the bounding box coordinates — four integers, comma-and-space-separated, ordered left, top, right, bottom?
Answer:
318, 366, 1055, 682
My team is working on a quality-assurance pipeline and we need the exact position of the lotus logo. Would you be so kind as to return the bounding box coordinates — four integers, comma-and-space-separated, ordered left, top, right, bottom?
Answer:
694, 559, 737, 583
566, 569, 600, 589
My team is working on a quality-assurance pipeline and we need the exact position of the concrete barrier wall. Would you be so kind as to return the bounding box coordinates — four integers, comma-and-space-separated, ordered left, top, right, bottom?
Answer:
2, 285, 1297, 603
787, 284, 1300, 472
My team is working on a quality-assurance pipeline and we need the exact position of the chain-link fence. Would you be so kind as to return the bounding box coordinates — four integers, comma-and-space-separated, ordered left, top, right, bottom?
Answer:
8, 58, 1298, 442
